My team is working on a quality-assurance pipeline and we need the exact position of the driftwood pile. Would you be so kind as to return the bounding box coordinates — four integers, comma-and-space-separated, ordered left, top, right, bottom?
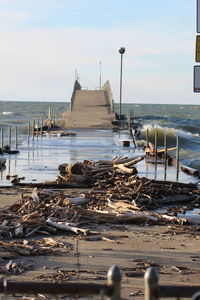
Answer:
57, 156, 144, 188
1, 155, 200, 239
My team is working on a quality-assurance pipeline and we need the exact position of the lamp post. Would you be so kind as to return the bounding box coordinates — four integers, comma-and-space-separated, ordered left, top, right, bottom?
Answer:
119, 47, 125, 120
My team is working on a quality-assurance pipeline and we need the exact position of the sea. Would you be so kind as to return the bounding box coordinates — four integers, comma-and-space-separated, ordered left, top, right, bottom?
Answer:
0, 101, 200, 186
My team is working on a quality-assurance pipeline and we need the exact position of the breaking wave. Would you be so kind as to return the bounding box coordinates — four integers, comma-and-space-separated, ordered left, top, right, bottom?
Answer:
139, 124, 200, 172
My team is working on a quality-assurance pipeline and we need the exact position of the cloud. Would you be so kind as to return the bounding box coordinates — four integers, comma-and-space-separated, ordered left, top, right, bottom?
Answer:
0, 24, 196, 103
0, 10, 30, 29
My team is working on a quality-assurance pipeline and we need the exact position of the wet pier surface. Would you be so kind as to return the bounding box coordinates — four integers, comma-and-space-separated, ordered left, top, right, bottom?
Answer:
0, 129, 198, 186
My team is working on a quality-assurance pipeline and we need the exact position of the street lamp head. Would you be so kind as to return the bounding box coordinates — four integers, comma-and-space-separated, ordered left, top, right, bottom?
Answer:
119, 47, 125, 54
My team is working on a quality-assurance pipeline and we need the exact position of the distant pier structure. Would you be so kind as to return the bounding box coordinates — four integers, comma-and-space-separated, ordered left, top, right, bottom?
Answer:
61, 80, 116, 129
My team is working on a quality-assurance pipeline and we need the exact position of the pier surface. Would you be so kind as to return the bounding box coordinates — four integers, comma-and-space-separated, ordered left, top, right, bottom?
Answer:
65, 88, 116, 129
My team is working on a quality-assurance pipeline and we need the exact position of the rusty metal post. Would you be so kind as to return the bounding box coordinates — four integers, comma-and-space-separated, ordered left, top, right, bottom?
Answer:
176, 135, 180, 181
107, 265, 121, 300
144, 267, 159, 300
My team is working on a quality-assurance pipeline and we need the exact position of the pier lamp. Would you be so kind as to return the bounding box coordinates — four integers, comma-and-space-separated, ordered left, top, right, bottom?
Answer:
119, 47, 125, 121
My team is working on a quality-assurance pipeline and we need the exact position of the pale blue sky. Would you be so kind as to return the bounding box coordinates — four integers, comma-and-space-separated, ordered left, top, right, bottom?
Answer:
0, 0, 198, 104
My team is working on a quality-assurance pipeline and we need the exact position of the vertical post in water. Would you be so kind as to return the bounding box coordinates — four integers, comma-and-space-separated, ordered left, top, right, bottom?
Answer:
8, 126, 11, 149
176, 135, 180, 181
40, 116, 43, 137
154, 130, 158, 178
15, 126, 18, 150
32, 119, 35, 141
36, 118, 39, 138
164, 132, 167, 180
0, 128, 3, 150
48, 106, 51, 123
128, 114, 131, 137
28, 122, 30, 146
52, 110, 54, 127
146, 129, 149, 148
54, 110, 56, 127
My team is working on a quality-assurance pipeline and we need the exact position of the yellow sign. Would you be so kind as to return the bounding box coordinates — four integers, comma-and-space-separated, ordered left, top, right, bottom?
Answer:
196, 35, 200, 62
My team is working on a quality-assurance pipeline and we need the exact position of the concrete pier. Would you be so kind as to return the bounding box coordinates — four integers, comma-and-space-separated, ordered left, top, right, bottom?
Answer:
62, 80, 116, 129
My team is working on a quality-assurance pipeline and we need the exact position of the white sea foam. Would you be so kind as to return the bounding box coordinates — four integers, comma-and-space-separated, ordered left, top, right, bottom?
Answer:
2, 111, 15, 115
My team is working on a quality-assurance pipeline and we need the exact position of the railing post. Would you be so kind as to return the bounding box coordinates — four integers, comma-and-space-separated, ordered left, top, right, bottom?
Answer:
144, 267, 159, 300
32, 119, 35, 141
192, 291, 200, 300
164, 131, 167, 180
154, 130, 158, 179
0, 128, 3, 150
8, 126, 11, 149
36, 118, 39, 138
15, 126, 18, 150
28, 122, 30, 146
176, 135, 180, 181
107, 265, 121, 300
41, 117, 43, 137
146, 129, 149, 148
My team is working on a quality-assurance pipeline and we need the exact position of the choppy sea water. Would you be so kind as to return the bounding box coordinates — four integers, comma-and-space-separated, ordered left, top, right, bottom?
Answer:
0, 101, 200, 184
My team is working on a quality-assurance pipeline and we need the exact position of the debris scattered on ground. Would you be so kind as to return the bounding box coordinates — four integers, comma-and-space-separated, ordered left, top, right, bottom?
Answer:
35, 269, 107, 282
0, 238, 72, 258
0, 260, 33, 274
0, 157, 199, 239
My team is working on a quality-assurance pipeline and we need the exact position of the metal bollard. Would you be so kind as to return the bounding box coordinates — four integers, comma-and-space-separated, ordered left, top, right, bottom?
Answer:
144, 267, 159, 300
107, 265, 121, 300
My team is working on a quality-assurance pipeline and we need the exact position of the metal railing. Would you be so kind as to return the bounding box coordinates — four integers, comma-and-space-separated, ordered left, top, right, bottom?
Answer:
0, 265, 122, 299
145, 267, 200, 300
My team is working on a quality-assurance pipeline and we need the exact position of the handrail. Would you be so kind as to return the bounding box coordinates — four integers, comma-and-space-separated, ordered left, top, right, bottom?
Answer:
0, 265, 122, 300
144, 267, 200, 300
0, 280, 112, 296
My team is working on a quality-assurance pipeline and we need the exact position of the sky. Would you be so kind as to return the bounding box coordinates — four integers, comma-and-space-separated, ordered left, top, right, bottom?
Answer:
0, 0, 199, 104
